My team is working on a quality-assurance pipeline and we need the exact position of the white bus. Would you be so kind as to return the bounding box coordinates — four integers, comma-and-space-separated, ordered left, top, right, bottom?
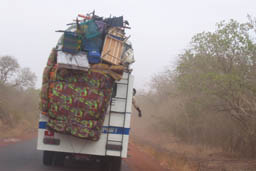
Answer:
37, 71, 134, 171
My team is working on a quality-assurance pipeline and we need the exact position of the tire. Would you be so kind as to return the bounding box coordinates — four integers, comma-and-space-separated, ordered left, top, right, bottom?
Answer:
112, 157, 122, 171
102, 156, 122, 171
43, 151, 54, 166
53, 152, 66, 166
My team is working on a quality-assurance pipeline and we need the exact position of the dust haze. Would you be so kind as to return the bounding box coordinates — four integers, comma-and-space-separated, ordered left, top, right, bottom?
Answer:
130, 18, 256, 170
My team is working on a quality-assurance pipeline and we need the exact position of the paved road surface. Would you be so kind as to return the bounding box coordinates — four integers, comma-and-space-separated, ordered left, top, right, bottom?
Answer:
0, 138, 130, 171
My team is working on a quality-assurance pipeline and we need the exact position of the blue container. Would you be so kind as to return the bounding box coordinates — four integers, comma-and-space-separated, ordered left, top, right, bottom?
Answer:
88, 50, 101, 64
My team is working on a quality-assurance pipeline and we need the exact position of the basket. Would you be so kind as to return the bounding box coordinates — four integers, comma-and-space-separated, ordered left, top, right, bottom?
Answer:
62, 32, 82, 54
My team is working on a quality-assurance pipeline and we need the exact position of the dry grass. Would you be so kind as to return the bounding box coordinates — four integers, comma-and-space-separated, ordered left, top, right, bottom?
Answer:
131, 126, 256, 171
137, 143, 198, 171
163, 141, 222, 159
0, 85, 39, 139
0, 119, 36, 138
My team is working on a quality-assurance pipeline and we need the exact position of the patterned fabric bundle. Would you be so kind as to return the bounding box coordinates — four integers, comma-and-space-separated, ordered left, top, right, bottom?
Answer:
40, 49, 114, 141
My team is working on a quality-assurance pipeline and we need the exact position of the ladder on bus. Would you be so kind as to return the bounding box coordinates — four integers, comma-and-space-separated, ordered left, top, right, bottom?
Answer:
105, 72, 130, 157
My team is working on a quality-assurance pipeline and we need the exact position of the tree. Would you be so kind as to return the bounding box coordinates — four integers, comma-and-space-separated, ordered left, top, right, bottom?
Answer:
175, 19, 256, 155
0, 56, 19, 84
0, 56, 36, 89
14, 68, 37, 89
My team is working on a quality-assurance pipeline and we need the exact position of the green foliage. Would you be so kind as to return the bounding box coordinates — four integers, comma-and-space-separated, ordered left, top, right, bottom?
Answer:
176, 18, 256, 156
174, 19, 256, 156
0, 84, 39, 127
0, 55, 38, 132
139, 18, 256, 157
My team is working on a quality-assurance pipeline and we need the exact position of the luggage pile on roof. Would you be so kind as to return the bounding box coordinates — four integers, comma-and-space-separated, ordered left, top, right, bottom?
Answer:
40, 12, 134, 141
56, 10, 134, 69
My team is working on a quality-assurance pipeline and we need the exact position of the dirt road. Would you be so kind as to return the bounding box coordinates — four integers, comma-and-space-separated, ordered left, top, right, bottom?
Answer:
0, 137, 168, 171
124, 142, 169, 171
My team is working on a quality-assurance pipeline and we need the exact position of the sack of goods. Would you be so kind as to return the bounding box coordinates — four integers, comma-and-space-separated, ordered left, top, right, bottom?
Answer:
39, 11, 135, 141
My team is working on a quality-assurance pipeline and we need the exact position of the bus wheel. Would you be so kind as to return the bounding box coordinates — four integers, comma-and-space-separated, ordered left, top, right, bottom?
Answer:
102, 156, 122, 171
43, 151, 54, 166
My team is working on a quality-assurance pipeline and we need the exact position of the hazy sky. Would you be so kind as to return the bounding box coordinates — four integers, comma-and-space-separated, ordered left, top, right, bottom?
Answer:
0, 0, 255, 89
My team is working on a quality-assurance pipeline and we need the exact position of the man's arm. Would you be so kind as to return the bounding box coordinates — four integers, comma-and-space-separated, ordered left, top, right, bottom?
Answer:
132, 97, 142, 117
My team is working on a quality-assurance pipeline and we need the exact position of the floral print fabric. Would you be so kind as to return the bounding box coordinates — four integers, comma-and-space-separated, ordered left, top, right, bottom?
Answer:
40, 49, 114, 141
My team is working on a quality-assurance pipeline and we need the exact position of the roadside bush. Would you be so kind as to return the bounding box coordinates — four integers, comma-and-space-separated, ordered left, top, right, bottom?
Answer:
138, 18, 256, 157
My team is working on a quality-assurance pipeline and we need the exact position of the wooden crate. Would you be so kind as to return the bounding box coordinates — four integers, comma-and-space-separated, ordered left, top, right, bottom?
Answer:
108, 27, 126, 39
101, 35, 124, 65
